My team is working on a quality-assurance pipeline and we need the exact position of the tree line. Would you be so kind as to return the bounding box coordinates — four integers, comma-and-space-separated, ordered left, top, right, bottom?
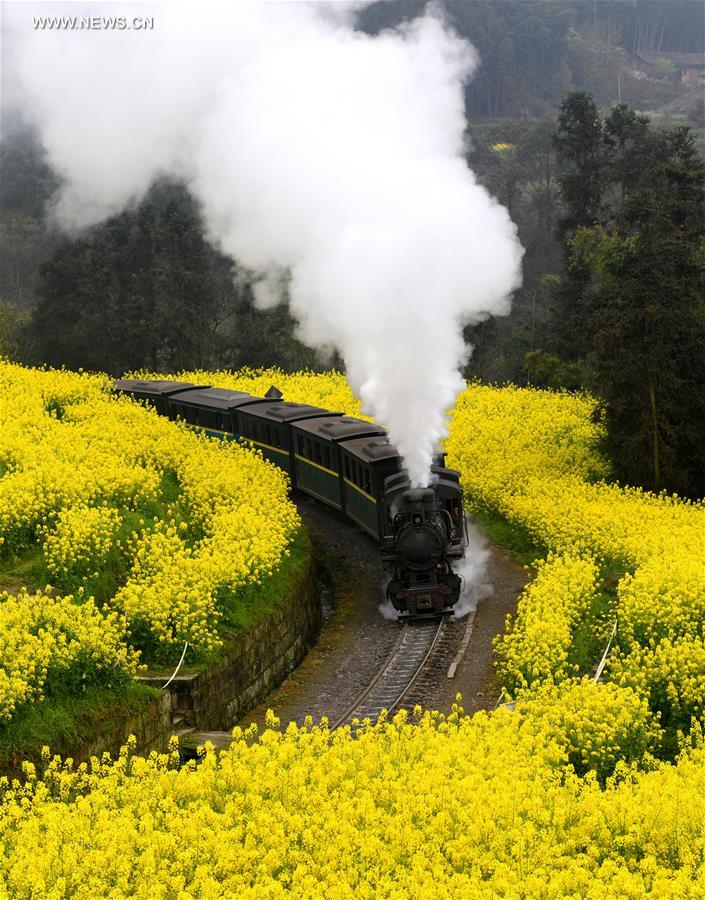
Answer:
550, 93, 705, 498
359, 0, 704, 119
0, 168, 327, 374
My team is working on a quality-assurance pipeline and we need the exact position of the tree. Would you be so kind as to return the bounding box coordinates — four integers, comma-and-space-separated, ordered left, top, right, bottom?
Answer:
557, 98, 705, 497
29, 181, 326, 375
0, 130, 60, 307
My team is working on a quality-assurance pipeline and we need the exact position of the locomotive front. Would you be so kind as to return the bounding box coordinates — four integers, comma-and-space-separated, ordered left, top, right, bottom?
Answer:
383, 469, 467, 617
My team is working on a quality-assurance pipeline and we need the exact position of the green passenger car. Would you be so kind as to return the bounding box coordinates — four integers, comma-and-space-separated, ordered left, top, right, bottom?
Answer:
291, 416, 386, 511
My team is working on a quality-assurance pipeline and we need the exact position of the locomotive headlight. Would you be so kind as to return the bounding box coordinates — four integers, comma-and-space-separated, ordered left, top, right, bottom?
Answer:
412, 513, 423, 525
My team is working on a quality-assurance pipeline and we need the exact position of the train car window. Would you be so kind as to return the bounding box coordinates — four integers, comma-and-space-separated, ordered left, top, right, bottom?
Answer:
322, 445, 330, 470
297, 434, 304, 454
363, 467, 372, 495
313, 441, 322, 465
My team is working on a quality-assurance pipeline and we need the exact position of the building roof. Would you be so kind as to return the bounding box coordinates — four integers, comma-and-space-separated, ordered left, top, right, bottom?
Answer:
634, 51, 705, 67
292, 415, 386, 443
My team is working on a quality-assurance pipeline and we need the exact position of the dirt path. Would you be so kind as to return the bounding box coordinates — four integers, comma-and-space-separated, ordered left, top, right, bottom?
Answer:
240, 494, 528, 730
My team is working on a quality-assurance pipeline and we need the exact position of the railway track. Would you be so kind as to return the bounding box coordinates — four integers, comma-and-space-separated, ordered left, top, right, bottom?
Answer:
331, 617, 446, 729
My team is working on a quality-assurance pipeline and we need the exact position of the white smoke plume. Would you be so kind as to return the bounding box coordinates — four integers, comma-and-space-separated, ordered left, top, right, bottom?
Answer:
6, 1, 523, 486
452, 520, 493, 620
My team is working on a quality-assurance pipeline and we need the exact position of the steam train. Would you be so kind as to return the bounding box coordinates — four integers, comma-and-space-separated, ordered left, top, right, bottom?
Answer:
112, 379, 468, 617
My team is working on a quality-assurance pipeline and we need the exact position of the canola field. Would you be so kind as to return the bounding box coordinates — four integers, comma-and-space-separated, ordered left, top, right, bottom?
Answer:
2, 363, 705, 896
0, 362, 299, 726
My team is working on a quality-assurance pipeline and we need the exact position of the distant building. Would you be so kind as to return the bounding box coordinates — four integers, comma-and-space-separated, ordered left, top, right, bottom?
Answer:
633, 51, 705, 84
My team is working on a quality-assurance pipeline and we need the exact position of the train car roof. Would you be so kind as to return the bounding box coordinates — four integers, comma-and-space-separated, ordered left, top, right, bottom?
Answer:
292, 415, 386, 443
112, 379, 207, 397
385, 466, 462, 494
339, 435, 401, 463
166, 387, 268, 411
240, 400, 341, 424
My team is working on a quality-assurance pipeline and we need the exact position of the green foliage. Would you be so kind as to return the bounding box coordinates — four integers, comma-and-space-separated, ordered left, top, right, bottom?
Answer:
0, 130, 60, 309
217, 526, 311, 633
0, 299, 29, 361
524, 350, 586, 391
362, 1, 703, 118
466, 503, 545, 568
651, 56, 678, 80
0, 682, 158, 776
128, 527, 312, 667
465, 118, 563, 383
553, 94, 705, 497
27, 181, 325, 376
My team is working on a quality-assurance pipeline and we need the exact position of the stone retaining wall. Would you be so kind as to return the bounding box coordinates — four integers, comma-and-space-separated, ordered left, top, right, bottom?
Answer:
2, 537, 322, 774
140, 545, 321, 731
76, 691, 173, 762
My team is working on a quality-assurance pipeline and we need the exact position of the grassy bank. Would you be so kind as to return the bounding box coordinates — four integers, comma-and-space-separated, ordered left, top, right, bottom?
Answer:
0, 682, 160, 776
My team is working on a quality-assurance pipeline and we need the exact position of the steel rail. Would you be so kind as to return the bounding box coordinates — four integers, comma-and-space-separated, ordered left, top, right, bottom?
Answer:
331, 618, 445, 729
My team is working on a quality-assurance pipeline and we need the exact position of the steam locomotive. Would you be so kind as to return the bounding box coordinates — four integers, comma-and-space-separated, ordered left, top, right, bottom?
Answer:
112, 379, 468, 617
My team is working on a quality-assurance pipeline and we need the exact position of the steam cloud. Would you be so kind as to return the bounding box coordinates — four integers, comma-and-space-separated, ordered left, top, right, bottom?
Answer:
452, 521, 493, 620
6, 1, 523, 485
